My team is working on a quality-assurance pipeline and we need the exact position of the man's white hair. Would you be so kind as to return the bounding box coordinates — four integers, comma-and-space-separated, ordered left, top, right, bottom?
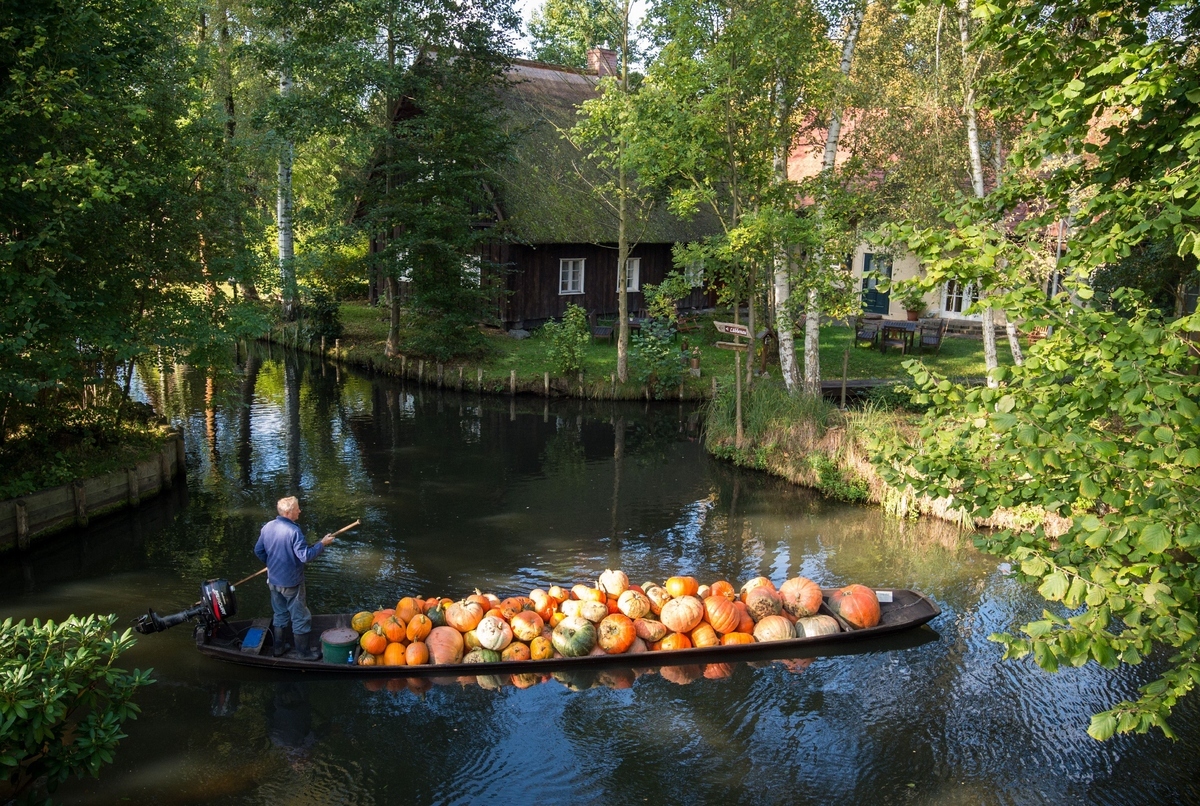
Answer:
277, 496, 300, 516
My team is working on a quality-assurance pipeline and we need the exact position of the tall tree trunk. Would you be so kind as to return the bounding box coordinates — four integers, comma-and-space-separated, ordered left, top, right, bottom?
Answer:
773, 74, 799, 391
219, 2, 257, 301
277, 69, 296, 321
386, 275, 400, 356
616, 3, 631, 383
803, 3, 864, 397
958, 0, 998, 385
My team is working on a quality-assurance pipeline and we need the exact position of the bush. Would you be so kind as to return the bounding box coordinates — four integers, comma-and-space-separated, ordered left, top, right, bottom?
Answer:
299, 287, 344, 344
541, 304, 591, 376
631, 318, 682, 395
1, 615, 154, 802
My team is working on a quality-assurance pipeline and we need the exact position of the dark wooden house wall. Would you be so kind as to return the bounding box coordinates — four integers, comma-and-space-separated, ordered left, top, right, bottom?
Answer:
485, 242, 714, 328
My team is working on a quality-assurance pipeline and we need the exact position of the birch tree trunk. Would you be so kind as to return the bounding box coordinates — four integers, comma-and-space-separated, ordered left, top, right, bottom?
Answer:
802, 3, 864, 397
277, 70, 296, 321
773, 91, 799, 390
958, 0, 998, 386
616, 4, 632, 382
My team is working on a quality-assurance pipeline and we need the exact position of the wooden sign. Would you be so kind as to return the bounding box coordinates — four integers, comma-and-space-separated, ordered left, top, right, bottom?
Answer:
713, 321, 750, 338
715, 341, 749, 351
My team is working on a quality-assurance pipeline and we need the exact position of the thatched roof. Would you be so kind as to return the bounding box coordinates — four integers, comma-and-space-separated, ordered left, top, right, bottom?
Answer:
495, 58, 719, 245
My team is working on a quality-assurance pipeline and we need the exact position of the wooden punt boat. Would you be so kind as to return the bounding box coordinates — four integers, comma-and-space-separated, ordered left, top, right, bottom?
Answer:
194, 588, 941, 676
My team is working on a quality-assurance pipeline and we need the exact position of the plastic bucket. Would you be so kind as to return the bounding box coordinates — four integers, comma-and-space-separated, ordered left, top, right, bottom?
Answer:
320, 627, 358, 664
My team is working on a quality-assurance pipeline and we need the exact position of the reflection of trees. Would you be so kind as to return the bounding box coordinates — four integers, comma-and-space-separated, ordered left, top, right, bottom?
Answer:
238, 350, 261, 489
284, 352, 302, 491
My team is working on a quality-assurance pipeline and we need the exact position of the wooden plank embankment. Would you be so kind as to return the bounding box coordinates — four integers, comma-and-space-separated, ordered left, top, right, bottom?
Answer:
0, 431, 186, 552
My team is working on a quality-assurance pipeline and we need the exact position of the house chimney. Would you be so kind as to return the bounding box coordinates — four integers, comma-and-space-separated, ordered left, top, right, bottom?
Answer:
587, 47, 619, 77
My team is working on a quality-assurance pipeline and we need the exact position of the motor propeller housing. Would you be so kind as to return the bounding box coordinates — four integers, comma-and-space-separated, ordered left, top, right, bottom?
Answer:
135, 579, 238, 634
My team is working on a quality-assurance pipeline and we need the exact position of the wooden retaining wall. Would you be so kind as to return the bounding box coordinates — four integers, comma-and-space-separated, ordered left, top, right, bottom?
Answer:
0, 432, 186, 553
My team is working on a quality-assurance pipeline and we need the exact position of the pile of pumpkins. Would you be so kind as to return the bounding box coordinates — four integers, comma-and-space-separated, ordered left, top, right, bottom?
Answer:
349, 570, 882, 668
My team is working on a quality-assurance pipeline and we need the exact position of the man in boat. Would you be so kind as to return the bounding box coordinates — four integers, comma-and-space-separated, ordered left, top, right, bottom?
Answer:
254, 496, 335, 660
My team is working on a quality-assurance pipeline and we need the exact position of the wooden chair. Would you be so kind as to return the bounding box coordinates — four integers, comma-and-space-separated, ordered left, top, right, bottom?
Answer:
854, 317, 880, 349
1026, 325, 1048, 346
588, 310, 614, 344
879, 324, 908, 355
917, 319, 948, 355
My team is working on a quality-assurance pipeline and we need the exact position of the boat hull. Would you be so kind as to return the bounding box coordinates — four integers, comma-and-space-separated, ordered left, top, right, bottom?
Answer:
194, 588, 940, 676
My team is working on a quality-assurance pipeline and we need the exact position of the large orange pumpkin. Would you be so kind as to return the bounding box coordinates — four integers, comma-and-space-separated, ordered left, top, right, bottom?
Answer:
690, 623, 720, 648
703, 595, 740, 634
721, 632, 755, 645
827, 584, 881, 629
665, 576, 699, 598
708, 580, 736, 601
382, 615, 407, 644
406, 613, 433, 642
597, 614, 636, 654
501, 642, 532, 662
660, 595, 705, 634
395, 597, 423, 623
733, 602, 755, 634
658, 632, 692, 651
359, 626, 387, 655
445, 600, 485, 633
740, 576, 776, 599
779, 576, 824, 618
426, 626, 465, 664
371, 608, 395, 626
382, 642, 407, 666
350, 611, 374, 633
510, 611, 544, 643
405, 641, 430, 666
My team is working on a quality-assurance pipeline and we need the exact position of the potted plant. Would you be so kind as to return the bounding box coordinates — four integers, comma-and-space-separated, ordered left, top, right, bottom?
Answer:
896, 284, 928, 321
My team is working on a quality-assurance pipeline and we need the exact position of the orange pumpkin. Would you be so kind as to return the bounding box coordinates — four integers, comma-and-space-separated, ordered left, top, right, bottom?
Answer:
501, 642, 531, 662
530, 636, 554, 660
708, 580, 736, 601
733, 602, 755, 634
466, 593, 491, 610
547, 585, 570, 604
690, 622, 720, 648
510, 611, 545, 643
644, 585, 672, 615
779, 576, 823, 618
658, 632, 693, 651
426, 626, 465, 664
665, 576, 699, 598
703, 595, 740, 634
740, 576, 776, 600
827, 584, 881, 629
382, 615, 407, 644
445, 600, 485, 633
371, 608, 395, 625
548, 611, 567, 628
485, 607, 504, 621
660, 595, 705, 634
405, 641, 430, 666
357, 652, 380, 666
395, 596, 423, 623
721, 632, 755, 645
382, 642, 408, 666
406, 613, 433, 642
350, 611, 374, 633
597, 614, 636, 654
572, 584, 606, 603
359, 626, 387, 655
499, 597, 532, 620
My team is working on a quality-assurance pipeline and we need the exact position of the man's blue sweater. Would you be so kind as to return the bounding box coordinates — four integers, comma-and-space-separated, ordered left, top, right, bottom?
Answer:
254, 515, 325, 588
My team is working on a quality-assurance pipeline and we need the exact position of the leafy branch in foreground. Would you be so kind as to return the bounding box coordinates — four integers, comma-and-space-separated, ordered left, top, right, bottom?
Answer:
874, 290, 1200, 740
1, 615, 154, 802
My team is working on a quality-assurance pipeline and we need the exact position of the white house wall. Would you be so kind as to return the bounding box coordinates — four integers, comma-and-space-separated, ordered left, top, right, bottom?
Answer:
849, 244, 1008, 324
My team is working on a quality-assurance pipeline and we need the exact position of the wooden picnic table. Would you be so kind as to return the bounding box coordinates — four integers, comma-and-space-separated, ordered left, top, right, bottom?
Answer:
879, 319, 917, 354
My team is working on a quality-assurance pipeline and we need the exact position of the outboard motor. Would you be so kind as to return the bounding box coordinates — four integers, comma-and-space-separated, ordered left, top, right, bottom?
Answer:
135, 579, 237, 635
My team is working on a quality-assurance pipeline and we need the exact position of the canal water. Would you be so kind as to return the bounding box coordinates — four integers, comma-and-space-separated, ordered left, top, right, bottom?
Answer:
2, 348, 1196, 804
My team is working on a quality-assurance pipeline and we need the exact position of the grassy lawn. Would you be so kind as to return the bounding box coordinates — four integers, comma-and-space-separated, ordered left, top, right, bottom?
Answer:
326, 302, 1004, 397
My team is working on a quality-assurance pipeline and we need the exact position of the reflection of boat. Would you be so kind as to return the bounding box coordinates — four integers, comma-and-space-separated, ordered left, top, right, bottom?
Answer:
194, 588, 941, 676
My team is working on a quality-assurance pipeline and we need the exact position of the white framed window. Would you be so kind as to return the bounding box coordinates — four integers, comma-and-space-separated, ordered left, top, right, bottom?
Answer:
941, 280, 979, 318
559, 258, 585, 295
619, 257, 640, 292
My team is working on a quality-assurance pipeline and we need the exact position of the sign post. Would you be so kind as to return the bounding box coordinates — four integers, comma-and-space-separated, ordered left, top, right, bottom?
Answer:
713, 322, 747, 449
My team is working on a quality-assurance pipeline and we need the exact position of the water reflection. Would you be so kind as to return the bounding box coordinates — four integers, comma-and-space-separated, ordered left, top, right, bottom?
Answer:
2, 344, 1197, 805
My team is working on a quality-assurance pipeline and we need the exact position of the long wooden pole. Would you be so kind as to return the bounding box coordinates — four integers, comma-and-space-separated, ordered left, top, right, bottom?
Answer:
233, 519, 360, 588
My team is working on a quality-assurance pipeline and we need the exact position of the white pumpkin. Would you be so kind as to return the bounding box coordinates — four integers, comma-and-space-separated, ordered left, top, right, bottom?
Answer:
475, 615, 513, 651
797, 615, 840, 637
579, 600, 609, 623
617, 589, 651, 619
598, 568, 630, 597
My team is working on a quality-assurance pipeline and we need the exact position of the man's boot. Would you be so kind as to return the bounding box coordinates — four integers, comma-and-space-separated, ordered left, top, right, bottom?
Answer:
273, 625, 293, 657
289, 631, 321, 661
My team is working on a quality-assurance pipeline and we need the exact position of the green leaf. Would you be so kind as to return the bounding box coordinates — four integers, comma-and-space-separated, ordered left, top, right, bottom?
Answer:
1089, 712, 1118, 741
1039, 572, 1069, 601
1139, 523, 1171, 554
